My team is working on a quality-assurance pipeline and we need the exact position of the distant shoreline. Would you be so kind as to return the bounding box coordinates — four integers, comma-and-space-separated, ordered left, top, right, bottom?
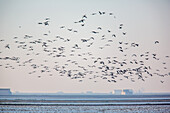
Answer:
1, 99, 170, 106
1, 99, 170, 103
1, 103, 170, 106
1, 95, 170, 106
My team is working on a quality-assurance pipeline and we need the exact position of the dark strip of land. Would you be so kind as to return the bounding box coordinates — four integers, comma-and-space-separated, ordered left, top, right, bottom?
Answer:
1, 99, 170, 103
0, 103, 170, 106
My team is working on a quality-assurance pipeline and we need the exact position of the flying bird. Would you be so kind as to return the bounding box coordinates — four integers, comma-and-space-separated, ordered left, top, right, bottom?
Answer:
44, 21, 49, 26
5, 44, 10, 49
155, 41, 159, 44
0, 11, 169, 84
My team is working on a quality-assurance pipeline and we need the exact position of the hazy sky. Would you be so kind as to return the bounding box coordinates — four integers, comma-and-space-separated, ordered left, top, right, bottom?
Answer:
0, 0, 170, 93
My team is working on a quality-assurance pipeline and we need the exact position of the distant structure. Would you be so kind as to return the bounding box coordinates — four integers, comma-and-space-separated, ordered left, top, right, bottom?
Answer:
86, 91, 93, 94
114, 89, 133, 95
0, 88, 12, 95
123, 89, 133, 95
114, 90, 122, 95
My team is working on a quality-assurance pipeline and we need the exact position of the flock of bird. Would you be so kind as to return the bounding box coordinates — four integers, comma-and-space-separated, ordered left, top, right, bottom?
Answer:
0, 11, 169, 83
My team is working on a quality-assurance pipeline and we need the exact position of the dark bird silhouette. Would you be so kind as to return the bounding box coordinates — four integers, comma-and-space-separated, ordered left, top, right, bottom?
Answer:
123, 32, 126, 35
45, 18, 50, 20
109, 13, 113, 15
92, 31, 99, 34
119, 42, 123, 44
160, 80, 164, 83
0, 11, 169, 84
38, 22, 43, 24
81, 39, 88, 42
94, 60, 97, 63
5, 44, 10, 49
99, 11, 102, 15
79, 19, 85, 23
112, 34, 116, 37
90, 37, 94, 40
155, 41, 159, 44
82, 15, 87, 19
60, 26, 65, 28
68, 28, 72, 31
91, 13, 97, 15
44, 21, 49, 26
97, 27, 102, 30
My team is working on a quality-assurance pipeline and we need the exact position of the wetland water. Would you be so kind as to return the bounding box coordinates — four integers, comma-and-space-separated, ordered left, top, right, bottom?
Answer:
0, 95, 170, 112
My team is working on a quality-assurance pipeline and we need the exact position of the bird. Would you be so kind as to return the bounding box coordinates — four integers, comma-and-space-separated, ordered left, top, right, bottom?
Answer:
91, 13, 97, 15
160, 80, 164, 83
109, 13, 113, 15
0, 11, 169, 84
123, 32, 126, 35
44, 21, 49, 26
82, 15, 87, 19
99, 11, 102, 15
60, 26, 65, 28
97, 27, 102, 30
5, 44, 10, 49
112, 34, 116, 37
45, 17, 50, 20
155, 41, 159, 44
38, 22, 43, 24
92, 31, 99, 34
119, 42, 123, 44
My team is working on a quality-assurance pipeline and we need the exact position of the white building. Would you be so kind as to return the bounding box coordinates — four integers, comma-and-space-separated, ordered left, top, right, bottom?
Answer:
0, 88, 12, 95
114, 90, 122, 95
123, 89, 133, 95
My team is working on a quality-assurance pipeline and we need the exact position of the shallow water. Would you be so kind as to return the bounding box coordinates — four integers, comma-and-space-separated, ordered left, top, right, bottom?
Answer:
0, 95, 170, 112
1, 105, 170, 113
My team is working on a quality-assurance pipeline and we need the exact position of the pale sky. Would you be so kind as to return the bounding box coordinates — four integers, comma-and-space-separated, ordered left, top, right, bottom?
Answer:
0, 0, 170, 93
